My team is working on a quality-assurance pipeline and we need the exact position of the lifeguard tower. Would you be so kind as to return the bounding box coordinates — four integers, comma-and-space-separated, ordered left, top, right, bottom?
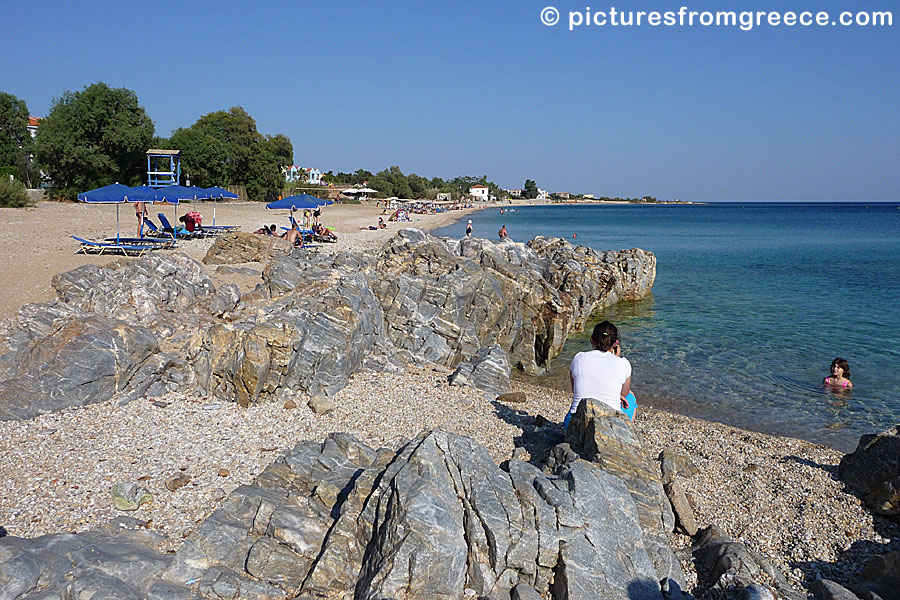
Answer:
146, 149, 181, 188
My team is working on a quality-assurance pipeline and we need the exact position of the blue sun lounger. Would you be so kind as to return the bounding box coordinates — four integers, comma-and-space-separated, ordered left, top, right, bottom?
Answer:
104, 236, 178, 249
157, 213, 193, 238
72, 236, 156, 257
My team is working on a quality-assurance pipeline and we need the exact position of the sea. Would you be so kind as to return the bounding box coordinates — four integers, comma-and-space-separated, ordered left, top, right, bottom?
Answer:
432, 202, 900, 452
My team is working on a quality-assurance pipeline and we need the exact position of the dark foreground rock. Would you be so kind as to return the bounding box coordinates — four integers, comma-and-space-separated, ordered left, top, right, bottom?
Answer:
0, 402, 682, 599
839, 425, 900, 517
0, 231, 655, 418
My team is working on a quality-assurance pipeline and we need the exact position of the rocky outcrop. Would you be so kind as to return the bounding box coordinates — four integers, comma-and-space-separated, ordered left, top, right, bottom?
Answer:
1, 427, 676, 599
372, 230, 655, 375
0, 230, 655, 415
202, 231, 278, 265
0, 312, 158, 420
0, 518, 174, 600
839, 426, 900, 517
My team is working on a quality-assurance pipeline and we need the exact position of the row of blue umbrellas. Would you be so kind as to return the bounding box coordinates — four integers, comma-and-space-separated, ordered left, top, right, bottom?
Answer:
77, 184, 334, 244
77, 183, 238, 204
78, 183, 240, 242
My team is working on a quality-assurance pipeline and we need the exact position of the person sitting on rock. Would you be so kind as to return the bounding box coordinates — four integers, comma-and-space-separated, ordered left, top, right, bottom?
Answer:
566, 320, 636, 427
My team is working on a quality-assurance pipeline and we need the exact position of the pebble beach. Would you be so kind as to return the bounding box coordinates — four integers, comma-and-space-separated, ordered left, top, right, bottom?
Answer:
0, 199, 894, 594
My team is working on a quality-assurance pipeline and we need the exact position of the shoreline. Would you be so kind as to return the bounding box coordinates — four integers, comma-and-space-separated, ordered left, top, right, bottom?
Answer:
0, 199, 893, 595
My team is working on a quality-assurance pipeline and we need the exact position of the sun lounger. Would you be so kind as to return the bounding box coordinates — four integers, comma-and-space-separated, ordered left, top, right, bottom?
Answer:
72, 236, 156, 257
157, 213, 194, 238
104, 236, 178, 249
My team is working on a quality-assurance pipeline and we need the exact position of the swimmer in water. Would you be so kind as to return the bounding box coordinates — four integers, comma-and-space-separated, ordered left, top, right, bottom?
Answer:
823, 357, 853, 390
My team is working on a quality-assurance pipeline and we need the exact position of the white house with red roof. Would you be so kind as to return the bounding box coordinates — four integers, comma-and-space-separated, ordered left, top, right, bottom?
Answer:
469, 184, 489, 201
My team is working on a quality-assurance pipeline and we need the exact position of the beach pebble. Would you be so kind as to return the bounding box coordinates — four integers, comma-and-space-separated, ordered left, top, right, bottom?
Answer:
164, 474, 190, 492
110, 483, 153, 511
497, 392, 527, 404
308, 395, 335, 415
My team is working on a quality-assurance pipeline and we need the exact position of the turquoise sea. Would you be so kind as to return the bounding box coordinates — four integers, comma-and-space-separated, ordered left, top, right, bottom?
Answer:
433, 203, 900, 452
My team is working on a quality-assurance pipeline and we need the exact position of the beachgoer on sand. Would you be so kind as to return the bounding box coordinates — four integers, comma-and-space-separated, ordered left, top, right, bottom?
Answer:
359, 217, 387, 231
498, 225, 508, 240
179, 211, 202, 233
284, 223, 303, 252
566, 321, 636, 427
466, 220, 473, 237
823, 357, 853, 390
135, 201, 148, 237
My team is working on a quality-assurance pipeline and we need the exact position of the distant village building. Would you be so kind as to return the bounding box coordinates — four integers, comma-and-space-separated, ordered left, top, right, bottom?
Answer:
469, 185, 489, 201
282, 166, 322, 185
555, 192, 570, 199
27, 116, 40, 139
505, 188, 523, 198
537, 188, 548, 200
436, 192, 452, 201
582, 194, 594, 199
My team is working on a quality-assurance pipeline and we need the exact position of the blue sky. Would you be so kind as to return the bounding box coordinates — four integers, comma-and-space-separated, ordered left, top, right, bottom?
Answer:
2, 0, 897, 201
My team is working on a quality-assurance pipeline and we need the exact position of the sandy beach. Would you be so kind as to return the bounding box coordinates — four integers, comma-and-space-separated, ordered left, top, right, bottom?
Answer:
0, 198, 894, 595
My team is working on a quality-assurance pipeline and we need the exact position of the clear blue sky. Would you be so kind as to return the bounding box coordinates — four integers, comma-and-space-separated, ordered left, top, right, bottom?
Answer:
2, 0, 897, 201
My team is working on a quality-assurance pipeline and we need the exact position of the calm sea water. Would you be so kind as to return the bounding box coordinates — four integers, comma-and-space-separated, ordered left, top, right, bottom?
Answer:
433, 203, 900, 451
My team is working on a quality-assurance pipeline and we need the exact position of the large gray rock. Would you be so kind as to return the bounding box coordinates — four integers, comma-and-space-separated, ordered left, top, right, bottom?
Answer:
197, 266, 392, 405
447, 344, 511, 396
373, 229, 655, 375
839, 426, 900, 517
51, 253, 215, 328
566, 397, 684, 587
0, 521, 172, 599
153, 429, 669, 599
0, 315, 158, 420
692, 525, 802, 600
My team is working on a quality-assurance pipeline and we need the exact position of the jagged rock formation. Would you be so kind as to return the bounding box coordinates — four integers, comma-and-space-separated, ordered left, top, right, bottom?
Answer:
0, 400, 682, 599
0, 229, 655, 418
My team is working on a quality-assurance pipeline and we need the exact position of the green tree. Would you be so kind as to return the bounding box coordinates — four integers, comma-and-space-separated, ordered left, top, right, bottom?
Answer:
171, 107, 285, 201
523, 179, 538, 199
0, 92, 30, 170
35, 83, 154, 199
267, 133, 293, 170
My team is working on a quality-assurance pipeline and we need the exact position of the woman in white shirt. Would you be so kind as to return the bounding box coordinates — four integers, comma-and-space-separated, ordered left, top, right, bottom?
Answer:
566, 321, 636, 427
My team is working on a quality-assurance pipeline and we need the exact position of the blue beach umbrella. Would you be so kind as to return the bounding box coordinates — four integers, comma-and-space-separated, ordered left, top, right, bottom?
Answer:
204, 186, 239, 199
267, 194, 334, 235
153, 185, 199, 226
78, 183, 168, 243
266, 193, 332, 211
202, 186, 239, 225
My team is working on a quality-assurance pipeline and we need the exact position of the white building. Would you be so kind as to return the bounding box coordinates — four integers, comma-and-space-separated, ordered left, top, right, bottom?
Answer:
505, 188, 523, 197
469, 185, 489, 201
537, 188, 548, 200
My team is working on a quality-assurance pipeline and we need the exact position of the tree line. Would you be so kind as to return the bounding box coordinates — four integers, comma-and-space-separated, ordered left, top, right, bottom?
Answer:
322, 168, 509, 201
1, 83, 554, 205
0, 84, 293, 202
